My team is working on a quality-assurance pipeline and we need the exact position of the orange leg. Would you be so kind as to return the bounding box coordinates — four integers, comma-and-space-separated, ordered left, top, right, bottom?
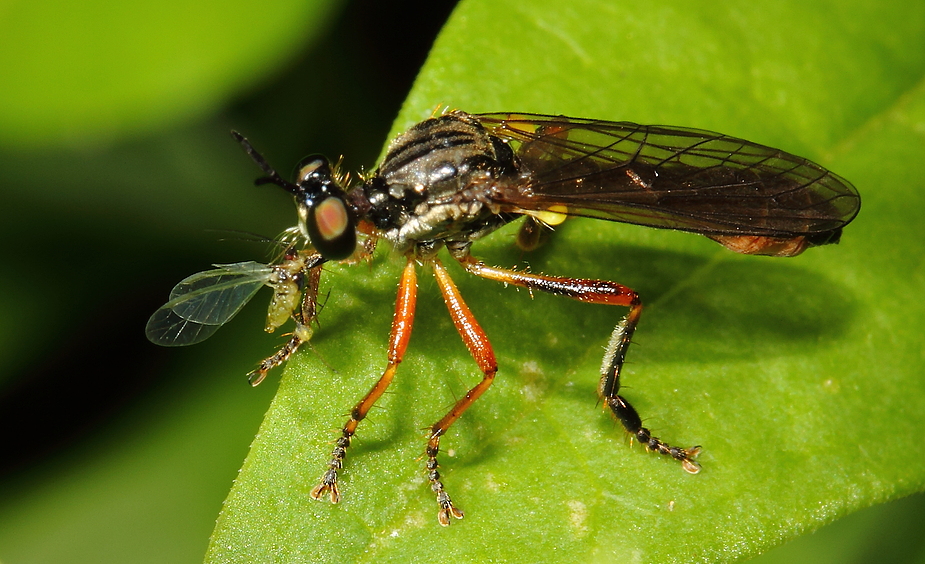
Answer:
457, 254, 701, 474
310, 257, 418, 503
427, 258, 499, 526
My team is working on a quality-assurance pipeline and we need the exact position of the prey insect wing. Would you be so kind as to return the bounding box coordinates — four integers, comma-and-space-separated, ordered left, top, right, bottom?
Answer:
477, 113, 860, 238
146, 261, 274, 346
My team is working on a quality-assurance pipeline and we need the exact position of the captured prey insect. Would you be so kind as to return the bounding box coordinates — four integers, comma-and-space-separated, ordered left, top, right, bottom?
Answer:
146, 110, 860, 526
146, 245, 326, 385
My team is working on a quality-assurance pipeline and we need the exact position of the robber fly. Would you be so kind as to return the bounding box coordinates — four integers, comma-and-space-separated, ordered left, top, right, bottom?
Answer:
147, 111, 860, 526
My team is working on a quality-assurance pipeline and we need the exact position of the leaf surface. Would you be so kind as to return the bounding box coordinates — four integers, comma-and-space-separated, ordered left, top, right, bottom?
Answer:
207, 1, 925, 562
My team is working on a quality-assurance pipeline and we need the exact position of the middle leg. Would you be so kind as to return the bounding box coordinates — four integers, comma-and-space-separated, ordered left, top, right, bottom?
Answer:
427, 258, 499, 526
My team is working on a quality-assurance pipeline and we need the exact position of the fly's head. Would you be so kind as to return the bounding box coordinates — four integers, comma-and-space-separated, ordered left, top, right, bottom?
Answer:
231, 131, 358, 261
289, 155, 357, 261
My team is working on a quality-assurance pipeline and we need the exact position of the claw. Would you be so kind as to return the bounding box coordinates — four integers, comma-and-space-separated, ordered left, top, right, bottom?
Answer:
310, 468, 341, 503
680, 446, 702, 474
247, 369, 269, 387
436, 491, 464, 526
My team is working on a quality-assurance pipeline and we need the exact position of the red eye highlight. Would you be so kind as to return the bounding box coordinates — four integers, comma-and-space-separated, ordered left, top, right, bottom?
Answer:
314, 197, 349, 241
307, 196, 356, 261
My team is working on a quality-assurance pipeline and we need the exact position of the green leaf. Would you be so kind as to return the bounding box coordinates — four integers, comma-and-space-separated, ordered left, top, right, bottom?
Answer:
207, 0, 925, 562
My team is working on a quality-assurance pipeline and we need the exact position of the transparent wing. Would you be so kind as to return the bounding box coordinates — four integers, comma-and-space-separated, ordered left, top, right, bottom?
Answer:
476, 113, 860, 238
146, 261, 274, 346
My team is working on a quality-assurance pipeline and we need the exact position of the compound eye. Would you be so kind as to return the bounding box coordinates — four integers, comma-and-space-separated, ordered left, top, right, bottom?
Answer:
306, 195, 356, 260
297, 155, 330, 185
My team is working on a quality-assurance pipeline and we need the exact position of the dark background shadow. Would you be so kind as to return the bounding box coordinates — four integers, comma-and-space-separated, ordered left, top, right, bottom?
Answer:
0, 0, 457, 479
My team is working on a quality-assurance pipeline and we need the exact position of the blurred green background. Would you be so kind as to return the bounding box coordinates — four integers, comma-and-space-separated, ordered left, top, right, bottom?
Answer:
0, 0, 922, 562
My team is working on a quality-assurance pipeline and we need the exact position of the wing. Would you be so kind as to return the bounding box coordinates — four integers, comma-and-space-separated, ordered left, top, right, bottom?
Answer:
476, 113, 860, 238
146, 261, 274, 346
